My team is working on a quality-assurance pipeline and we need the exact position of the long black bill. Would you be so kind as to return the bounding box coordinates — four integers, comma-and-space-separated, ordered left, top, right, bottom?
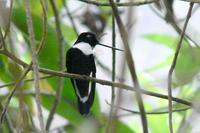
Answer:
98, 43, 123, 52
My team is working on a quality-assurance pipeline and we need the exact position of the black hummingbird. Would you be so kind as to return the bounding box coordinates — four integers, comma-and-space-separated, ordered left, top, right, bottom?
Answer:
66, 32, 122, 115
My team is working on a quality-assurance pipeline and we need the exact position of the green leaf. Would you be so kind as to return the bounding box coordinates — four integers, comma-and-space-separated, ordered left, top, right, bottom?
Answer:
142, 34, 178, 49
176, 47, 200, 85
116, 120, 135, 133
144, 56, 172, 72
98, 119, 135, 133
143, 33, 200, 85
42, 94, 84, 125
0, 55, 12, 82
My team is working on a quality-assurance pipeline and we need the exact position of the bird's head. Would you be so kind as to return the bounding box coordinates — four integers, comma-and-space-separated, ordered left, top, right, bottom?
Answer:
75, 32, 98, 48
75, 32, 123, 51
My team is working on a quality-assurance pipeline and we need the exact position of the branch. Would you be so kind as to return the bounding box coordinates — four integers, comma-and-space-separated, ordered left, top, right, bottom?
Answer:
46, 0, 65, 130
106, 10, 117, 133
0, 75, 53, 89
62, 0, 79, 36
78, 0, 159, 7
167, 3, 194, 133
108, 0, 148, 132
163, 0, 199, 48
0, 64, 32, 124
106, 101, 191, 115
2, 0, 13, 49
24, 0, 45, 131
0, 49, 193, 107
0, 0, 47, 127
0, 27, 5, 49
180, 0, 200, 3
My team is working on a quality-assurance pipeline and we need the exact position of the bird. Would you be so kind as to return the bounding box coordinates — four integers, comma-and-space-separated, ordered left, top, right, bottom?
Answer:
66, 32, 123, 115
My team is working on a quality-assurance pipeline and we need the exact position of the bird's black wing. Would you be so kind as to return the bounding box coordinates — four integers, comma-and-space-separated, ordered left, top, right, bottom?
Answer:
87, 54, 96, 109
66, 48, 73, 73
66, 48, 96, 115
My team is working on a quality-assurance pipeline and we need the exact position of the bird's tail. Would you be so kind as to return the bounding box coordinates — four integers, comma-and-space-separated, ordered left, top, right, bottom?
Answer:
78, 86, 95, 116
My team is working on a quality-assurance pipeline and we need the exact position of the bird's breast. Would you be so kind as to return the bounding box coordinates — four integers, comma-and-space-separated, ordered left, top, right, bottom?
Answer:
73, 42, 93, 55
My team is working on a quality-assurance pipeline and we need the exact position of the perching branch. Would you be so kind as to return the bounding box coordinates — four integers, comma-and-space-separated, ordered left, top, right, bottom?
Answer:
0, 49, 193, 107
167, 3, 194, 133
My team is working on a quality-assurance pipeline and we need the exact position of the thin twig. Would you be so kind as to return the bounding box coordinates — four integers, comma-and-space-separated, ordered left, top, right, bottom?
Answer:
24, 0, 45, 131
0, 65, 32, 124
37, 0, 47, 55
0, 0, 47, 125
181, 0, 200, 3
0, 27, 5, 49
5, 112, 14, 132
46, 0, 65, 130
0, 75, 53, 89
167, 3, 194, 133
0, 91, 55, 97
0, 49, 193, 107
163, 0, 199, 48
63, 0, 79, 36
106, 101, 191, 115
108, 0, 148, 132
106, 10, 117, 133
2, 0, 13, 49
78, 0, 159, 7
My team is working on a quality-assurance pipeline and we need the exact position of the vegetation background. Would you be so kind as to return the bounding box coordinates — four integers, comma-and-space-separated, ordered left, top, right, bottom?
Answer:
0, 0, 199, 133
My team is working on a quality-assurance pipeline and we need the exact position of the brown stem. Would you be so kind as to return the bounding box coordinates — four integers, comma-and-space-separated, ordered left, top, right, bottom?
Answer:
167, 3, 194, 133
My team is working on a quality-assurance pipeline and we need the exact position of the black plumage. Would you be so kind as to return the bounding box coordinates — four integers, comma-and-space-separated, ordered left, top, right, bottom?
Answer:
66, 32, 97, 115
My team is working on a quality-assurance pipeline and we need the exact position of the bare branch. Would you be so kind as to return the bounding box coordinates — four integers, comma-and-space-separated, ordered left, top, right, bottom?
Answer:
2, 0, 13, 49
0, 75, 53, 89
46, 0, 65, 130
0, 27, 5, 49
106, 10, 117, 133
180, 0, 200, 3
108, 0, 148, 132
63, 0, 79, 36
106, 101, 191, 115
24, 0, 45, 131
0, 64, 32, 123
167, 3, 194, 133
78, 0, 159, 7
0, 49, 193, 107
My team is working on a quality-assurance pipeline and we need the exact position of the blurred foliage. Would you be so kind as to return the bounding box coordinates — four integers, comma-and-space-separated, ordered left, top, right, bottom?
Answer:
0, 0, 199, 132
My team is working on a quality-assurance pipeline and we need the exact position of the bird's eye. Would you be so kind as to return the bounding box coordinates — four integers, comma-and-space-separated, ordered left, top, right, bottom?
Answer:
86, 34, 92, 38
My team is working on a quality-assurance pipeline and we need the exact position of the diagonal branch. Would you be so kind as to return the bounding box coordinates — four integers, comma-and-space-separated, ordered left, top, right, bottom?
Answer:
62, 0, 79, 36
108, 0, 148, 132
46, 0, 65, 130
24, 0, 45, 131
167, 3, 194, 133
0, 64, 32, 124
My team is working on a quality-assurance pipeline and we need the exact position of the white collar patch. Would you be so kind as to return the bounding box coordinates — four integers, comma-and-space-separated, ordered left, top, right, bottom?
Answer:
73, 42, 93, 55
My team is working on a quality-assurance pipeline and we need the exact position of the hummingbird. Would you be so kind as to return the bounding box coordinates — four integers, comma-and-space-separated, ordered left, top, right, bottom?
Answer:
66, 32, 122, 115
